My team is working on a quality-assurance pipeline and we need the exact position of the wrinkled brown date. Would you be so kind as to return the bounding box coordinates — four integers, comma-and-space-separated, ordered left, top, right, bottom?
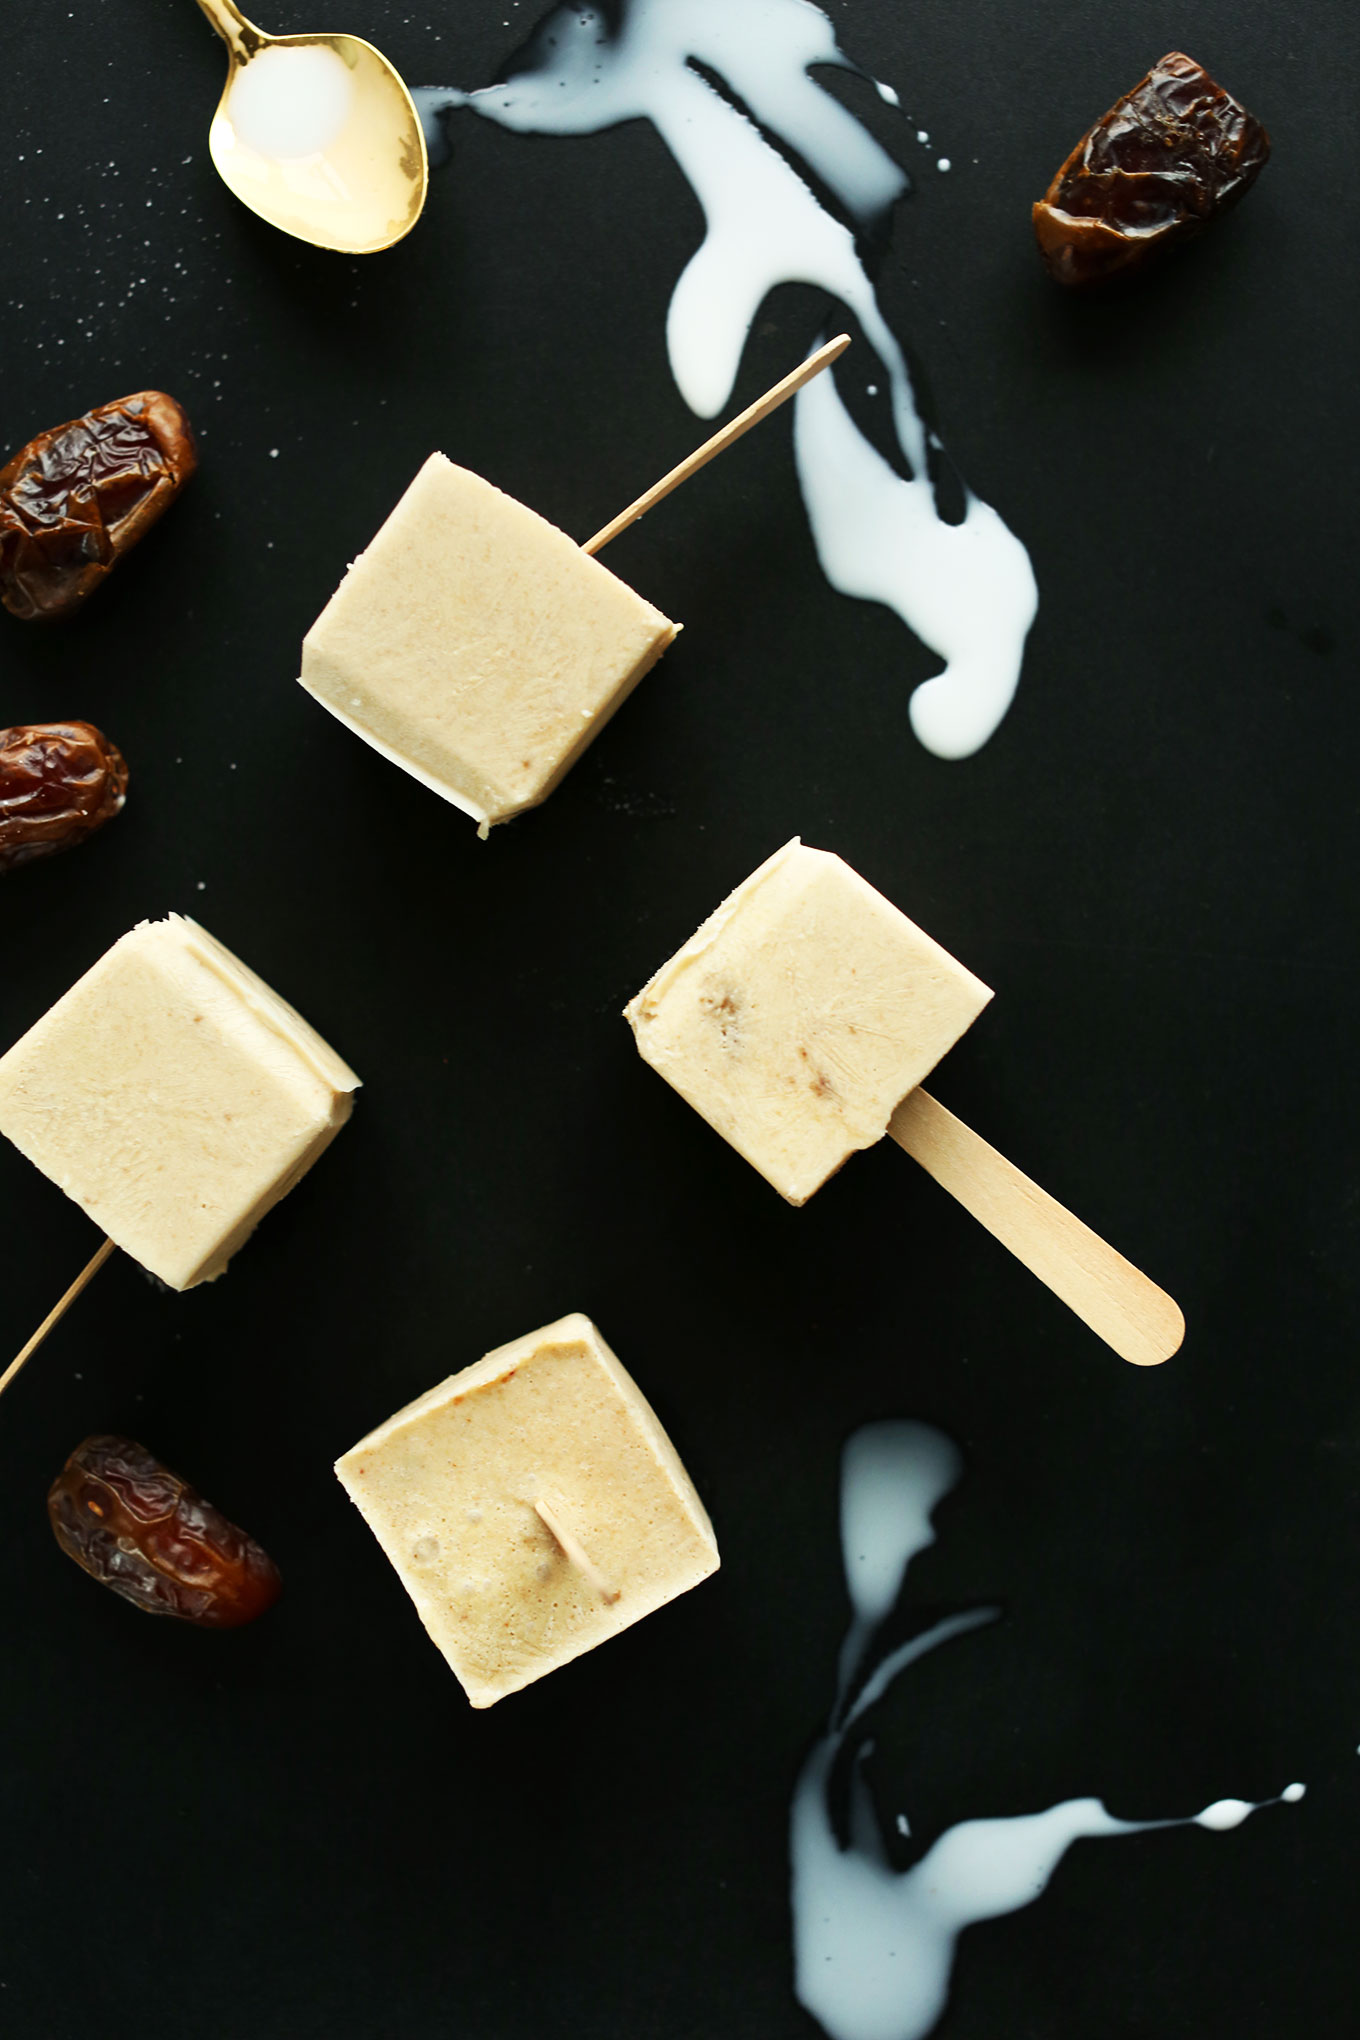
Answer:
0, 721, 128, 873
1033, 53, 1271, 288
47, 1436, 282, 1628
0, 390, 197, 620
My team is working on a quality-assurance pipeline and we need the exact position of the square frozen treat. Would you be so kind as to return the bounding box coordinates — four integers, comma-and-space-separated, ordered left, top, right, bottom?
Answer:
335, 1312, 719, 1708
299, 454, 679, 833
0, 915, 359, 1290
624, 839, 992, 1204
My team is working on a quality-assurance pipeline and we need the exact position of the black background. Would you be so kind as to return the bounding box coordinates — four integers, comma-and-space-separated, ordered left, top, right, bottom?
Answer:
1, 2, 1356, 2034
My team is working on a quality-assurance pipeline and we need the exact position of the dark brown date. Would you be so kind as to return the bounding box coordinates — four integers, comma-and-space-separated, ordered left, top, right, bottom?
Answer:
1033, 53, 1271, 288
47, 1436, 282, 1628
0, 390, 197, 620
0, 722, 128, 873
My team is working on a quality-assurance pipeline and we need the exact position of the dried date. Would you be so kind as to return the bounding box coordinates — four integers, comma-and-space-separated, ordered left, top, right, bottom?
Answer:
47, 1436, 282, 1628
0, 722, 128, 873
1033, 53, 1271, 288
0, 390, 197, 620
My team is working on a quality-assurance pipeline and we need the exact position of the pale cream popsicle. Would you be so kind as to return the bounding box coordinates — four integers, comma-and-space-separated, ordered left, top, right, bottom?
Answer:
299, 455, 679, 834
625, 840, 1185, 1368
625, 839, 992, 1204
0, 915, 359, 1291
335, 1312, 720, 1708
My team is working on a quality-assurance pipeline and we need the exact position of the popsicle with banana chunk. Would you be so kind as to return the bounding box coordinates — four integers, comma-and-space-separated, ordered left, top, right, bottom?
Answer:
298, 337, 849, 834
0, 915, 359, 1393
625, 840, 1183, 1368
335, 1312, 719, 1708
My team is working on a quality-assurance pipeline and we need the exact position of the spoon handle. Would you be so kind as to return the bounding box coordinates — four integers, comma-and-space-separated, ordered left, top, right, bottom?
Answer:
192, 0, 263, 58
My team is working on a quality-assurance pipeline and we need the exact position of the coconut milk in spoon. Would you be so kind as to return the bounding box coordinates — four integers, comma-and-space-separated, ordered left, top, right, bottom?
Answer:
194, 0, 428, 252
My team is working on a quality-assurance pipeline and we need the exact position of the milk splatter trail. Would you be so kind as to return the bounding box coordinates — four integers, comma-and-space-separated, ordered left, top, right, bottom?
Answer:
791, 1422, 1304, 2040
416, 0, 1038, 760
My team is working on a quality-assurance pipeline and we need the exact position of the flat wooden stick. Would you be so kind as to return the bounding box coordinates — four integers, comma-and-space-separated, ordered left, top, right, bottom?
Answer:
534, 1496, 620, 1604
582, 333, 851, 555
888, 1089, 1184, 1368
1, 1236, 117, 1401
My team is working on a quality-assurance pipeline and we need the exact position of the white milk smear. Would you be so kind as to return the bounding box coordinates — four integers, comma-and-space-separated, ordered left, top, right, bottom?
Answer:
228, 44, 353, 160
792, 1423, 1305, 2040
416, 0, 1038, 759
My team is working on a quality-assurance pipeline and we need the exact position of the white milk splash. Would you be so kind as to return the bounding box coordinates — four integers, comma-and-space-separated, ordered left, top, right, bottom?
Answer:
792, 1422, 1304, 2040
415, 0, 1038, 759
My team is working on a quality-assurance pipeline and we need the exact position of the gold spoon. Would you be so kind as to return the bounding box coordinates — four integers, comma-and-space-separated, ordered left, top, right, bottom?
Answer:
192, 1, 428, 253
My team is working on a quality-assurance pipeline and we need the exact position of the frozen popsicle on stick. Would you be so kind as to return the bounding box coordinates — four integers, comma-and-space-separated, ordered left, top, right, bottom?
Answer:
0, 914, 359, 1397
298, 336, 850, 836
624, 841, 1184, 1368
335, 1312, 719, 1707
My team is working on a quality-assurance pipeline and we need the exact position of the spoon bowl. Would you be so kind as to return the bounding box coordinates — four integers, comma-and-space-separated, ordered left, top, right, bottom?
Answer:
195, 3, 427, 253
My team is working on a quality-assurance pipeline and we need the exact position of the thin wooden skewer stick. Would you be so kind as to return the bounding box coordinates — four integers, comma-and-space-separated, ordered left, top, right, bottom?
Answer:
534, 1495, 620, 1604
582, 332, 851, 555
1, 1236, 117, 1400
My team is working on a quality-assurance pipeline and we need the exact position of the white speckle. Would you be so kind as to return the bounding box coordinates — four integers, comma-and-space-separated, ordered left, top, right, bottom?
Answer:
269, 447, 279, 458
196, 880, 206, 891
937, 157, 951, 173
915, 129, 929, 144
1282, 1782, 1306, 1803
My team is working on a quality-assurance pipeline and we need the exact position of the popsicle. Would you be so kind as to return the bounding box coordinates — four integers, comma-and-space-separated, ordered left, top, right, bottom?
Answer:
625, 840, 1184, 1367
0, 914, 359, 1389
298, 336, 849, 834
335, 1312, 719, 1707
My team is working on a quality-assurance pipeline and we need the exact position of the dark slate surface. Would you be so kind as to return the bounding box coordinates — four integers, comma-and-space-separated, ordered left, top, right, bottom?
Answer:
0, 2, 1355, 2034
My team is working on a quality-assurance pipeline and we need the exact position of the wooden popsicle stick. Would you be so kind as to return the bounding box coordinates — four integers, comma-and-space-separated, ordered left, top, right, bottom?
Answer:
888, 1089, 1184, 1368
534, 1496, 620, 1604
582, 332, 851, 555
0, 1236, 117, 1401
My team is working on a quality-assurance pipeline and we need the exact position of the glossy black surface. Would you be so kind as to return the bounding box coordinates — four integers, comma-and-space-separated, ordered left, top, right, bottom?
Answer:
1, 3, 1356, 2034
